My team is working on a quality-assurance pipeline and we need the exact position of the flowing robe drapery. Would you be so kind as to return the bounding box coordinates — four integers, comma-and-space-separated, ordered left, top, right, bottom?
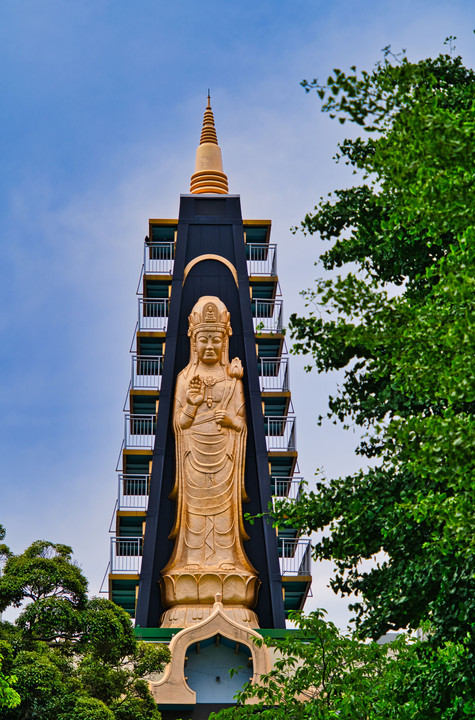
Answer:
160, 364, 259, 612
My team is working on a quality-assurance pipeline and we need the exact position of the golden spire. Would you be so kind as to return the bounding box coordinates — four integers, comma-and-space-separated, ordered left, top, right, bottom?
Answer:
190, 94, 229, 194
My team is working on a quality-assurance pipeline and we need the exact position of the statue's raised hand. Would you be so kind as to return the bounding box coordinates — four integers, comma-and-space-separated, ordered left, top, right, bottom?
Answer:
186, 375, 204, 406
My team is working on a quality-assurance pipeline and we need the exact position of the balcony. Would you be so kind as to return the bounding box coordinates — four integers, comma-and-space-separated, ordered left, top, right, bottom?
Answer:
110, 537, 142, 574
252, 299, 283, 333
118, 475, 150, 510
123, 413, 295, 453
144, 241, 174, 275
246, 243, 277, 276
114, 475, 302, 514
142, 241, 278, 278
279, 539, 312, 576
271, 477, 303, 501
109, 536, 311, 579
258, 357, 289, 392
138, 299, 169, 332
131, 355, 164, 391
142, 242, 279, 277
124, 414, 156, 449
265, 415, 296, 451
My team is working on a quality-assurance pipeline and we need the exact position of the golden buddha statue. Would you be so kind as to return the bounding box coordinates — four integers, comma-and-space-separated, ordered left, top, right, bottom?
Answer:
160, 296, 260, 627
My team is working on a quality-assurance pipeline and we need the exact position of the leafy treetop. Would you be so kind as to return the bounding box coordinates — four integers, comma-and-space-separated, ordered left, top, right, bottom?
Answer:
0, 532, 170, 720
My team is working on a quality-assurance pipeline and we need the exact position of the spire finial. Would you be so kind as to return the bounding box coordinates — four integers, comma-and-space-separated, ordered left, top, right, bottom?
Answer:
190, 95, 229, 194
199, 94, 218, 145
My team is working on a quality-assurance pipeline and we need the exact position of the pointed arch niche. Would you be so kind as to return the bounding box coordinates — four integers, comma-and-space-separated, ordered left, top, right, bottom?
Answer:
150, 601, 270, 707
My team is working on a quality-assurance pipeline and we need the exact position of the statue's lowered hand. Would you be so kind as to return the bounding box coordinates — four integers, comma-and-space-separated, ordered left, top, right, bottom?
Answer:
215, 410, 235, 428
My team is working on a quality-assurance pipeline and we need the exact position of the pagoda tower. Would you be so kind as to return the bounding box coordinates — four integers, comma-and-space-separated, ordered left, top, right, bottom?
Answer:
106, 97, 312, 715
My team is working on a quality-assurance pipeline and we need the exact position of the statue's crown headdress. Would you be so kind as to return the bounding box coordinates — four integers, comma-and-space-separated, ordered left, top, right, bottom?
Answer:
188, 296, 232, 337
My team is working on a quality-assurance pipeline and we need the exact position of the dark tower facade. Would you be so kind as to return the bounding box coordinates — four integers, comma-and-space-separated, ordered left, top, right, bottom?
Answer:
105, 102, 311, 711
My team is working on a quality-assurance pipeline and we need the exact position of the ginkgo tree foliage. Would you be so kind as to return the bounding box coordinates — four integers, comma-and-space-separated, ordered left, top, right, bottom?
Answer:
287, 39, 475, 645
215, 39, 475, 720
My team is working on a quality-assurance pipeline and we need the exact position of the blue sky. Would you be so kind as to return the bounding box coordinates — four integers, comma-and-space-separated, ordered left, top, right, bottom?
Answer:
1, 0, 474, 627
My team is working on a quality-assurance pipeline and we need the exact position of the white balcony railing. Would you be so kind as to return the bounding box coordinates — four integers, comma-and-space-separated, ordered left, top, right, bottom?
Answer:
143, 242, 278, 277
138, 299, 169, 332
110, 537, 142, 574
109, 537, 310, 577
258, 357, 289, 392
246, 243, 277, 276
118, 475, 150, 510
131, 355, 164, 391
115, 474, 302, 513
279, 539, 312, 576
124, 414, 156, 449
252, 299, 283, 333
144, 242, 174, 275
272, 477, 303, 501
265, 415, 296, 451
123, 413, 294, 453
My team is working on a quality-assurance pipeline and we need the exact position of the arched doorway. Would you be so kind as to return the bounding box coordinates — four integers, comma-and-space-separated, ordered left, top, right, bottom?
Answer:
185, 634, 253, 703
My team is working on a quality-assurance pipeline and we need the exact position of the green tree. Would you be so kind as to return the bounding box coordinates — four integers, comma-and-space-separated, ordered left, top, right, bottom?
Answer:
0, 539, 87, 612
210, 610, 405, 720
263, 41, 475, 718
0, 657, 20, 710
208, 613, 473, 720
212, 42, 474, 720
0, 532, 170, 719
286, 41, 475, 638
0, 525, 20, 709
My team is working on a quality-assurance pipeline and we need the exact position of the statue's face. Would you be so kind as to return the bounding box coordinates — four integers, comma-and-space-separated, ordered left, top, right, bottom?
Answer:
196, 331, 224, 365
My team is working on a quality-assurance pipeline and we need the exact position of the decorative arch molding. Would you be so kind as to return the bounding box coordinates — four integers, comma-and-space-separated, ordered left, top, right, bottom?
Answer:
183, 254, 239, 287
150, 599, 270, 706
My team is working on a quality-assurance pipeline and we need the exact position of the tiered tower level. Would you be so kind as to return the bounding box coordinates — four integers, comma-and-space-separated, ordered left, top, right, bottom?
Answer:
107, 98, 312, 631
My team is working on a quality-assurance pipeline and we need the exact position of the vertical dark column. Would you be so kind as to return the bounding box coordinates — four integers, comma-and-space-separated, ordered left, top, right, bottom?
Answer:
136, 195, 285, 629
